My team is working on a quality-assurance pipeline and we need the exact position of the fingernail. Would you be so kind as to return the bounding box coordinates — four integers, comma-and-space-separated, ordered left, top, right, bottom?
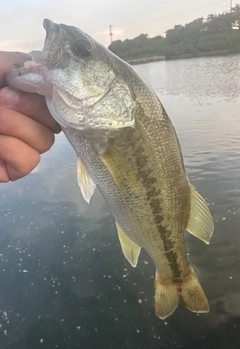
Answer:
0, 87, 19, 106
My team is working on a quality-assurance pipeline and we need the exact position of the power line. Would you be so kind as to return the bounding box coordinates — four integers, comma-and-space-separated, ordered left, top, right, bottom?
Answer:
114, 0, 228, 27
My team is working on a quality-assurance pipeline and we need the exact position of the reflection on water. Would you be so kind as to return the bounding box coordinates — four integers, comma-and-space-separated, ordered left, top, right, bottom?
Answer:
136, 54, 240, 102
1, 55, 240, 348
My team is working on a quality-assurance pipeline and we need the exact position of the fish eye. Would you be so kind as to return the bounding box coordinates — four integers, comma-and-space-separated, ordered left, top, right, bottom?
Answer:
72, 39, 92, 57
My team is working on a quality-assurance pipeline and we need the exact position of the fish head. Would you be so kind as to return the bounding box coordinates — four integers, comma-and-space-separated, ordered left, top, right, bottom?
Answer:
7, 19, 135, 131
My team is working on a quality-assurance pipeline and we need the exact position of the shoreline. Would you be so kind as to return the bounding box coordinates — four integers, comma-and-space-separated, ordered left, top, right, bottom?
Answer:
126, 56, 165, 65
126, 49, 240, 65
166, 48, 240, 60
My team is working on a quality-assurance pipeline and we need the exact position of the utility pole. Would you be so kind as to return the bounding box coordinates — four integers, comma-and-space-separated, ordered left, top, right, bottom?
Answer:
109, 25, 113, 44
230, 0, 233, 11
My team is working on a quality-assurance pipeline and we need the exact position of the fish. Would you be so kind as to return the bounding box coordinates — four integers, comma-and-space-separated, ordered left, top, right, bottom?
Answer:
7, 19, 214, 319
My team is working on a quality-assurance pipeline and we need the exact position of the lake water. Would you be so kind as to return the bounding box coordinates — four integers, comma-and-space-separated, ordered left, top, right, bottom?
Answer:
1, 54, 240, 349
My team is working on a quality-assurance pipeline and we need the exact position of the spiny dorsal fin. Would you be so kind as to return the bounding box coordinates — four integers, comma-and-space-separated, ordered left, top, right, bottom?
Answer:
186, 184, 214, 244
116, 222, 141, 267
77, 157, 96, 203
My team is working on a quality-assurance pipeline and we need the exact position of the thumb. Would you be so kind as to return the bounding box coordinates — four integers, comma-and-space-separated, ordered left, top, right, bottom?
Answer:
0, 51, 31, 88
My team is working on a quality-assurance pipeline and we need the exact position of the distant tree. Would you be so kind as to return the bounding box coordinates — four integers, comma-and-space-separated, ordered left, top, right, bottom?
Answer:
184, 17, 205, 37
165, 25, 185, 44
108, 4, 240, 60
231, 4, 240, 29
205, 13, 233, 32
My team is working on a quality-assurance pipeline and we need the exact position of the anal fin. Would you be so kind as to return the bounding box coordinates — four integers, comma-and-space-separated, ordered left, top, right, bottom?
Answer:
77, 157, 96, 203
116, 223, 141, 267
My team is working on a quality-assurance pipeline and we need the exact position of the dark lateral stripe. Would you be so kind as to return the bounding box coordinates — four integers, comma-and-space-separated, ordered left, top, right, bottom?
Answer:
133, 131, 181, 279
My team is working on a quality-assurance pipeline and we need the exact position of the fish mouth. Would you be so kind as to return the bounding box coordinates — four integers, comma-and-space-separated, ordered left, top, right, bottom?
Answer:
43, 19, 62, 44
43, 18, 55, 31
41, 19, 66, 66
44, 19, 84, 38
43, 18, 81, 49
42, 19, 85, 67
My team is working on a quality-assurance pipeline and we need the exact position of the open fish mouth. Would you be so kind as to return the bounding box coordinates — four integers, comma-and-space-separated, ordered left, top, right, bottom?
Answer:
43, 19, 61, 49
41, 19, 65, 67
5, 19, 62, 91
43, 18, 55, 32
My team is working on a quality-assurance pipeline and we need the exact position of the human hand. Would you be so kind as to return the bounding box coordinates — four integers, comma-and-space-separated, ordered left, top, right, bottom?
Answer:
0, 51, 61, 182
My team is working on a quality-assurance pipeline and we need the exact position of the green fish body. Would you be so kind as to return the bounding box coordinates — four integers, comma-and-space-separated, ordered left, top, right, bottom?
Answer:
7, 19, 214, 319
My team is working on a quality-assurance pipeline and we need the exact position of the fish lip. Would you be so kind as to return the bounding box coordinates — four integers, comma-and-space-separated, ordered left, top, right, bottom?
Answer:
43, 18, 60, 36
43, 19, 87, 46
43, 18, 59, 44
43, 19, 74, 43
41, 19, 65, 67
43, 18, 54, 31
43, 18, 68, 32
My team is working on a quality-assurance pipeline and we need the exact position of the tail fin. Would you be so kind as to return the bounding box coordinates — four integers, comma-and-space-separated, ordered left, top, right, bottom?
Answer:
155, 271, 180, 319
154, 267, 209, 319
181, 267, 209, 313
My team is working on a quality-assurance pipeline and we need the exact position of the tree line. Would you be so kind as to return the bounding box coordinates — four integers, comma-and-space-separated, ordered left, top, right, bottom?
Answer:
108, 5, 240, 60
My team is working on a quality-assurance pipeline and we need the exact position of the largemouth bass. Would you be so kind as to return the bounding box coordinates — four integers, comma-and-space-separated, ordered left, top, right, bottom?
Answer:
7, 19, 214, 319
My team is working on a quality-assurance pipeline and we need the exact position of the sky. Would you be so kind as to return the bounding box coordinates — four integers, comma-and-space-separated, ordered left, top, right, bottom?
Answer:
0, 0, 236, 52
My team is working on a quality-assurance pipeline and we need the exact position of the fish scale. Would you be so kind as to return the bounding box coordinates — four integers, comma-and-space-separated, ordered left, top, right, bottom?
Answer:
7, 19, 214, 319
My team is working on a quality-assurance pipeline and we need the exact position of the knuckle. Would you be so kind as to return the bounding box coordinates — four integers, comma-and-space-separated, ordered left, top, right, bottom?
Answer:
53, 124, 62, 134
40, 133, 55, 153
22, 152, 40, 176
0, 107, 8, 126
7, 151, 40, 181
0, 107, 22, 134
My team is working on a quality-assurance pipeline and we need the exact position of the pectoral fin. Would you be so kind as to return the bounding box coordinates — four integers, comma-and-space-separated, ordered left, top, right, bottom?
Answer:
99, 145, 139, 190
186, 184, 214, 244
116, 223, 141, 267
77, 157, 96, 203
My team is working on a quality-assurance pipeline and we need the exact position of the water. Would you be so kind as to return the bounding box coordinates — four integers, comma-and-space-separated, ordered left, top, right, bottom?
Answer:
1, 55, 240, 348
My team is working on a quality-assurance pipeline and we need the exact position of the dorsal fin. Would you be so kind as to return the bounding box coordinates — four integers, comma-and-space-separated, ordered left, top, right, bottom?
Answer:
116, 223, 141, 267
77, 157, 96, 203
186, 184, 214, 244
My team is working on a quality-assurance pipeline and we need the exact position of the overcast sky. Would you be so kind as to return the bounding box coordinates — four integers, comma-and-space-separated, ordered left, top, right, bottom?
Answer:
0, 0, 235, 51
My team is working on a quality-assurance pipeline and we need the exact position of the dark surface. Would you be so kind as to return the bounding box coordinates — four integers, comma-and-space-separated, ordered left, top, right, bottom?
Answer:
1, 56, 240, 348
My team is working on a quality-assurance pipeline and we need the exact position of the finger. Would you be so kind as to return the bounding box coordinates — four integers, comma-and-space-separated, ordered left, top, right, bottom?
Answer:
0, 106, 55, 154
0, 135, 40, 181
0, 159, 9, 183
0, 52, 31, 87
0, 87, 61, 133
